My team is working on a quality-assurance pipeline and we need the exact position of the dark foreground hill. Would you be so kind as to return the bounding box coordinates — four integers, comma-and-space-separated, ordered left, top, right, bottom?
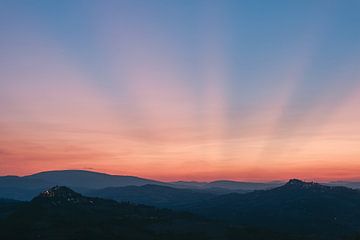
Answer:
0, 186, 295, 240
184, 179, 360, 239
3, 180, 360, 239
85, 180, 360, 239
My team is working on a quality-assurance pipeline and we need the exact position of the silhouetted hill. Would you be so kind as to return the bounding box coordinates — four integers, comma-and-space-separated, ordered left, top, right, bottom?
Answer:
31, 186, 110, 207
185, 179, 360, 239
0, 186, 202, 240
3, 170, 359, 202
0, 170, 285, 201
27, 170, 164, 188
0, 170, 166, 200
87, 184, 217, 208
0, 187, 295, 240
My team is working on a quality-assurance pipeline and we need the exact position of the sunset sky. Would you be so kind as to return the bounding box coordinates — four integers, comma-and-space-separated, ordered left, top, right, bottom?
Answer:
1, 0, 360, 181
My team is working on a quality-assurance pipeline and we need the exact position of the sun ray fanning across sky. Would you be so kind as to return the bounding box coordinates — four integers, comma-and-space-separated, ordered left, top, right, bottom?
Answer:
0, 0, 360, 181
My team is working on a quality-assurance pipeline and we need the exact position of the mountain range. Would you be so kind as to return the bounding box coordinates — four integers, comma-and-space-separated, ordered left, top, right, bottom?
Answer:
2, 170, 360, 239
183, 179, 360, 239
3, 170, 360, 201
84, 178, 360, 239
0, 170, 284, 200
1, 174, 360, 239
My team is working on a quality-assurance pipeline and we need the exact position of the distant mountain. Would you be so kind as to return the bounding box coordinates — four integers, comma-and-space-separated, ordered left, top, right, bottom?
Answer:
0, 175, 50, 200
0, 170, 285, 201
0, 170, 166, 200
0, 175, 49, 189
326, 181, 360, 189
205, 180, 284, 190
0, 186, 293, 240
26, 170, 165, 188
0, 187, 44, 201
0, 186, 197, 239
170, 181, 209, 188
192, 187, 250, 195
171, 180, 284, 190
185, 179, 360, 239
2, 169, 359, 203
86, 184, 217, 208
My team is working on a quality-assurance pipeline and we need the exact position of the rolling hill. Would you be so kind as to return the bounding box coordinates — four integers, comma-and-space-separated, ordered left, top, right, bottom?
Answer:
0, 186, 294, 240
0, 170, 166, 200
0, 170, 282, 201
184, 179, 360, 239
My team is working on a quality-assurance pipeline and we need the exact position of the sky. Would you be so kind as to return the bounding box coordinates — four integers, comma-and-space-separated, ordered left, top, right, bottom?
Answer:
0, 0, 360, 181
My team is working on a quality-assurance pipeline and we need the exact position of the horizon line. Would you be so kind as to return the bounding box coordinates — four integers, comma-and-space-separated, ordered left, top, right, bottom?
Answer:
2, 168, 360, 183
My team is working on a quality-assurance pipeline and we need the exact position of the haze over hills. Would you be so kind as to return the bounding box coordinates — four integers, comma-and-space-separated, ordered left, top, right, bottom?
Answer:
0, 170, 285, 200
84, 179, 360, 239
2, 181, 360, 239
171, 180, 284, 190
326, 181, 360, 189
0, 170, 166, 200
2, 170, 360, 201
26, 170, 165, 188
